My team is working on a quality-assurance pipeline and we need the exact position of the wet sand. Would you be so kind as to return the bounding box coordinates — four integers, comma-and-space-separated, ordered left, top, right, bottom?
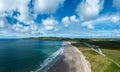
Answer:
47, 55, 69, 72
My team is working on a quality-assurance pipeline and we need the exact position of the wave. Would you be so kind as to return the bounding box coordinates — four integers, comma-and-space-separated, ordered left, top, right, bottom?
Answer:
30, 47, 64, 72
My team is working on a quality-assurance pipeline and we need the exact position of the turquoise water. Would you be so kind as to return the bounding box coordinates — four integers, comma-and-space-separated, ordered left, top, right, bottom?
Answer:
0, 39, 62, 72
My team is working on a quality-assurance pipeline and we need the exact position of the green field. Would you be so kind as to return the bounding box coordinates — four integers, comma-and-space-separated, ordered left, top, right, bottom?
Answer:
72, 41, 120, 72
88, 41, 120, 66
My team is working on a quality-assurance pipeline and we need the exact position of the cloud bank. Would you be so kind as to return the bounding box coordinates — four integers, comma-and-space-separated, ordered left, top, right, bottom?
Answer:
0, 0, 30, 23
0, 0, 119, 38
76, 0, 104, 20
62, 15, 79, 27
34, 0, 65, 14
42, 18, 58, 31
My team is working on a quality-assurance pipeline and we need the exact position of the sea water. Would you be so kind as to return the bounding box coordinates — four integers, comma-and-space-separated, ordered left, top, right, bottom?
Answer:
0, 39, 62, 72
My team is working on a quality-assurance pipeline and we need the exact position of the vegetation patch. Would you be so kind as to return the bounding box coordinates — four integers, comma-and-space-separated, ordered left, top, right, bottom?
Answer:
72, 41, 120, 72
88, 41, 120, 66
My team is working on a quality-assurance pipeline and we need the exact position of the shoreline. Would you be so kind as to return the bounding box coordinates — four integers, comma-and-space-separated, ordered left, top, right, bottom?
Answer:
47, 41, 91, 72
31, 45, 64, 72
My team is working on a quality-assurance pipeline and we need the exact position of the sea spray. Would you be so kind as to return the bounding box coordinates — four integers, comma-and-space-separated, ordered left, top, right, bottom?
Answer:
31, 47, 64, 72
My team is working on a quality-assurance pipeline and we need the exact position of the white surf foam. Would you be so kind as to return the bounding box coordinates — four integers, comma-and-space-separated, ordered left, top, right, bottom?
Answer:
31, 47, 64, 72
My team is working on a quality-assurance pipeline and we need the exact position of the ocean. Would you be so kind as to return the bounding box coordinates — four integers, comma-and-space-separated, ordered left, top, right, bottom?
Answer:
0, 39, 62, 72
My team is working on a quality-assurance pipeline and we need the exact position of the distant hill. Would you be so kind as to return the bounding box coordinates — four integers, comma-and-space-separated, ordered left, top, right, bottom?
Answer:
23, 37, 120, 41
23, 37, 81, 41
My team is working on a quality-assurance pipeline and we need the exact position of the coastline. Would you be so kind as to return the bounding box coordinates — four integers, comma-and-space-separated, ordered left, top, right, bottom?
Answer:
31, 42, 64, 72
31, 41, 91, 72
47, 41, 91, 72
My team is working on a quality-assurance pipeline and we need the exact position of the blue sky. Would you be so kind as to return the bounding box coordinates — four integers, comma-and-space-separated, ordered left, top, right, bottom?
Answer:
0, 0, 120, 38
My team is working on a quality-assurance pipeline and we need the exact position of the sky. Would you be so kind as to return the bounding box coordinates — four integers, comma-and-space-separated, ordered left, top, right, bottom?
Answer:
0, 0, 120, 38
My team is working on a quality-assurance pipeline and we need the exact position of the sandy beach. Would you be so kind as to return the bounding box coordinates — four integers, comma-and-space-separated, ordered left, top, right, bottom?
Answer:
47, 41, 91, 72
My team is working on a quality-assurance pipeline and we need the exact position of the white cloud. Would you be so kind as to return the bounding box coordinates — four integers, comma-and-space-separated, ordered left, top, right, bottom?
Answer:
42, 18, 58, 31
62, 15, 79, 27
29, 24, 40, 34
0, 0, 31, 23
12, 23, 23, 32
113, 0, 120, 9
0, 20, 5, 28
30, 24, 38, 31
82, 15, 120, 27
62, 15, 119, 29
12, 23, 40, 34
81, 15, 120, 29
111, 16, 120, 24
0, 0, 28, 11
21, 26, 29, 33
0, 16, 7, 28
62, 16, 70, 27
70, 15, 79, 22
44, 25, 54, 31
82, 16, 109, 26
42, 18, 58, 26
31, 30, 40, 34
87, 24, 94, 29
34, 0, 65, 14
76, 0, 104, 20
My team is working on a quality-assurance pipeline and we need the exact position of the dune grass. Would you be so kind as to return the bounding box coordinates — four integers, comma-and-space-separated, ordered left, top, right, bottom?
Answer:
103, 49, 120, 66
88, 41, 120, 66
72, 42, 120, 72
